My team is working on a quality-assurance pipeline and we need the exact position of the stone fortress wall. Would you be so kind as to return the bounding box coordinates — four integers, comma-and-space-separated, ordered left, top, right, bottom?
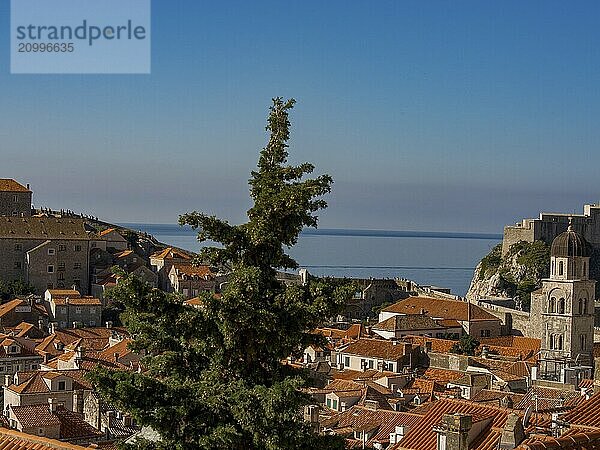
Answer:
502, 204, 600, 255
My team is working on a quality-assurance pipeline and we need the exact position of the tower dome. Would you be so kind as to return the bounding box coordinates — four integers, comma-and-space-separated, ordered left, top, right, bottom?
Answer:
550, 223, 590, 258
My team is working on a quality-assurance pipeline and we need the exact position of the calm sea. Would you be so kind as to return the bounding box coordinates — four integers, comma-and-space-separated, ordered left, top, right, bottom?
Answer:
120, 224, 501, 297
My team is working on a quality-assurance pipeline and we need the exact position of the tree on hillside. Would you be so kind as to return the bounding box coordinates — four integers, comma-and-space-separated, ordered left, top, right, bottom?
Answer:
89, 98, 351, 450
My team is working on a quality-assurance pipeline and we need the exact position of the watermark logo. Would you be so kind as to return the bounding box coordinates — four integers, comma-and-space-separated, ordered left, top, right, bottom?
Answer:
11, 0, 151, 74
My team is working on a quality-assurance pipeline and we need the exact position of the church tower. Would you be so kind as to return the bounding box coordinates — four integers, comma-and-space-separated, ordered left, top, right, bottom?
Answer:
530, 221, 595, 371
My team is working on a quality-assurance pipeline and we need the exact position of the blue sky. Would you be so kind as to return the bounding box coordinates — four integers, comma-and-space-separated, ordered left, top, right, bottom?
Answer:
1, 1, 599, 232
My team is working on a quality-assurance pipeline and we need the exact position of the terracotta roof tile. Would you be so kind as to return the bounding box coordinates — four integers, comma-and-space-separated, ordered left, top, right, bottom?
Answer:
373, 314, 445, 332
150, 247, 192, 260
404, 335, 457, 353
47, 289, 81, 298
0, 179, 30, 192
52, 296, 101, 306
0, 427, 89, 449
172, 263, 214, 278
516, 386, 583, 413
383, 297, 500, 322
562, 390, 600, 427
421, 368, 464, 383
390, 398, 513, 450
0, 218, 90, 240
323, 405, 423, 448
517, 429, 600, 450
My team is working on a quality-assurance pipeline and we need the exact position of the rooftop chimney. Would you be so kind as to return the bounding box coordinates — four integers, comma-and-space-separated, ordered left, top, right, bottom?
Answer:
4, 374, 12, 387
113, 352, 120, 363
499, 413, 525, 449
436, 413, 472, 450
48, 397, 57, 413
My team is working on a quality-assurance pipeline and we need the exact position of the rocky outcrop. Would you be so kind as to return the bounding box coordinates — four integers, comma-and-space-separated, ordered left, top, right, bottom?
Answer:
466, 241, 550, 309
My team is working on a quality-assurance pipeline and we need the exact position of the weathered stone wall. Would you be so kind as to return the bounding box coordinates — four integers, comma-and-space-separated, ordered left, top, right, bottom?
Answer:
26, 240, 90, 294
502, 205, 600, 256
0, 191, 31, 217
475, 301, 531, 336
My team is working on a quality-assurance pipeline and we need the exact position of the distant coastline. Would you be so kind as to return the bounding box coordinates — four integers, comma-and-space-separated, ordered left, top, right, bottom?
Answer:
119, 223, 502, 241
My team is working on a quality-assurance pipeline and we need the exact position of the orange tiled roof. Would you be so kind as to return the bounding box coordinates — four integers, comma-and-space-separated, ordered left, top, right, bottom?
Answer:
0, 179, 30, 192
9, 370, 92, 394
47, 289, 81, 299
472, 389, 525, 405
10, 404, 61, 428
421, 368, 464, 382
150, 247, 192, 260
516, 386, 583, 413
390, 398, 513, 450
0, 299, 28, 317
404, 335, 457, 353
562, 390, 600, 427
99, 228, 117, 236
517, 429, 600, 450
480, 336, 541, 351
341, 338, 408, 360
172, 263, 214, 278
0, 427, 89, 449
323, 405, 423, 449
373, 314, 445, 332
52, 296, 101, 306
99, 338, 134, 360
383, 296, 500, 322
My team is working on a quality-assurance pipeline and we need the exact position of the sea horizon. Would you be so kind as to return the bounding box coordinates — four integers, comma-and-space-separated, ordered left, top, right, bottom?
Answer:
120, 223, 502, 296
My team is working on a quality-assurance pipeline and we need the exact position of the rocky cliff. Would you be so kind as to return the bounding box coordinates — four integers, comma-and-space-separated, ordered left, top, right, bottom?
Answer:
466, 241, 550, 310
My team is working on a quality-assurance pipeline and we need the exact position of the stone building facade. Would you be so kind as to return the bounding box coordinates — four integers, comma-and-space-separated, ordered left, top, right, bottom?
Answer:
45, 290, 102, 329
0, 180, 32, 218
502, 204, 600, 255
0, 217, 93, 294
530, 225, 595, 380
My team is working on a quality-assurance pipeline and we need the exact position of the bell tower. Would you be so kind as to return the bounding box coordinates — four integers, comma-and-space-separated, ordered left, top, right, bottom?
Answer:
530, 220, 595, 378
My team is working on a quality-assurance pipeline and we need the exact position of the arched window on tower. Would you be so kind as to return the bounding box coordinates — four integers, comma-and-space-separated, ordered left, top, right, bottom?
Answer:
558, 298, 566, 314
558, 261, 564, 276
549, 297, 556, 313
583, 261, 587, 277
551, 261, 555, 276
579, 299, 584, 315
558, 334, 563, 350
583, 298, 588, 315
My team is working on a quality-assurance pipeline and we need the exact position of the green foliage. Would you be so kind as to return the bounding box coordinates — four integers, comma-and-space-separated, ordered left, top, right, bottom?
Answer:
476, 240, 550, 309
89, 98, 351, 450
478, 244, 502, 280
0, 279, 35, 301
450, 334, 480, 356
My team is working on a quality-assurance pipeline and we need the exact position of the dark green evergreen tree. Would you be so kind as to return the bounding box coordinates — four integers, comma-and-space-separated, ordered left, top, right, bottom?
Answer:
450, 333, 480, 356
89, 98, 350, 450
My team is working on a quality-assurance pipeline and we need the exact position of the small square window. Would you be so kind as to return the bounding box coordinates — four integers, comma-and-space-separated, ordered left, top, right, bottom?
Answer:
14, 244, 22, 251
74, 262, 81, 270
47, 265, 54, 273
48, 249, 56, 256
58, 245, 66, 252
13, 261, 21, 269
58, 381, 66, 391
13, 195, 18, 202
74, 245, 82, 252
75, 307, 82, 314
